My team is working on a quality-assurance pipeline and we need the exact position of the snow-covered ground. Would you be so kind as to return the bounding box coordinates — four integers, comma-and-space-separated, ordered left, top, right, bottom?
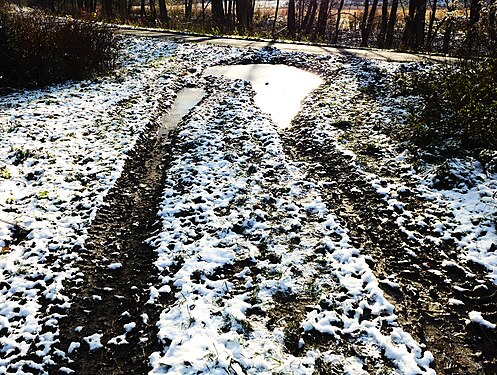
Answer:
0, 37, 180, 372
147, 77, 433, 374
293, 57, 497, 284
0, 35, 496, 374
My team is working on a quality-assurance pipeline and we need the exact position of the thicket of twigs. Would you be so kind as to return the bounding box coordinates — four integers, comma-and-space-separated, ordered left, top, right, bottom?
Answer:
0, 5, 119, 88
396, 55, 497, 162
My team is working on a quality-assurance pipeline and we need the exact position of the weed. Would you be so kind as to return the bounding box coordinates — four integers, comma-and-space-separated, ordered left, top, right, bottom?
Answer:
10, 147, 33, 166
362, 142, 382, 156
377, 365, 397, 374
283, 318, 303, 355
314, 355, 344, 374
37, 191, 49, 199
0, 166, 10, 179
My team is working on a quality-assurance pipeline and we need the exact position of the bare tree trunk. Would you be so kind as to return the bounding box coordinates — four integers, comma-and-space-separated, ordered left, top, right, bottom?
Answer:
149, 0, 157, 21
236, 0, 246, 33
315, 0, 330, 39
236, 0, 249, 33
402, 0, 417, 49
469, 0, 480, 26
426, 0, 437, 50
102, 0, 113, 18
414, 0, 426, 47
298, 0, 305, 33
332, 0, 345, 43
272, 0, 280, 37
288, 0, 297, 37
442, 17, 452, 53
385, 0, 398, 47
250, 0, 255, 24
465, 0, 480, 51
159, 0, 169, 25
185, 0, 193, 20
303, 0, 318, 35
46, 0, 55, 11
361, 0, 379, 46
378, 0, 389, 47
402, 0, 426, 49
140, 0, 146, 18
119, 0, 127, 20
127, 0, 133, 17
360, 0, 370, 45
226, 0, 233, 30
212, 0, 225, 29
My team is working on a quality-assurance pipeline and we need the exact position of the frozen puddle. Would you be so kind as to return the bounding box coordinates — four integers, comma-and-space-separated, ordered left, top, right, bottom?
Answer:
159, 87, 206, 136
203, 64, 323, 128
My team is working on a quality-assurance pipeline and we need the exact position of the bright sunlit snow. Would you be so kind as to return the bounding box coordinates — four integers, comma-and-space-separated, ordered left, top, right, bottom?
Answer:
1, 35, 496, 374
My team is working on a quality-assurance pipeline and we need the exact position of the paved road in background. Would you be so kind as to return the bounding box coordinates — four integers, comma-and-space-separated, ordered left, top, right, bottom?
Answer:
116, 27, 453, 63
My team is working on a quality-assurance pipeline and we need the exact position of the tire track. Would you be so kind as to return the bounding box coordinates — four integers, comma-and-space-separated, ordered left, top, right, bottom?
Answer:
283, 111, 497, 374
43, 90, 186, 373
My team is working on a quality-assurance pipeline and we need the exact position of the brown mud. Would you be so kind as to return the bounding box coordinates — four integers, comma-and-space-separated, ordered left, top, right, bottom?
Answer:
283, 109, 497, 374
14, 49, 496, 374
42, 104, 181, 374
223, 49, 497, 373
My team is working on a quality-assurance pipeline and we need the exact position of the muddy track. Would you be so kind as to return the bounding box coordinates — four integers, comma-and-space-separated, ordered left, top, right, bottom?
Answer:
7, 47, 494, 373
43, 112, 177, 373
283, 123, 497, 374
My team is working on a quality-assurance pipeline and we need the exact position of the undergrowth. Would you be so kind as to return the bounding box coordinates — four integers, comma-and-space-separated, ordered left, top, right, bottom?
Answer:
397, 58, 497, 162
0, 6, 120, 89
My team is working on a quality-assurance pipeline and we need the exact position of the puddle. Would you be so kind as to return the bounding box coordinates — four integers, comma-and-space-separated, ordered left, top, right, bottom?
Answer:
159, 87, 206, 136
203, 64, 323, 129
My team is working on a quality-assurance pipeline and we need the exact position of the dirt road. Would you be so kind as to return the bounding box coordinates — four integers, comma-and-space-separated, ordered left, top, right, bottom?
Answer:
2, 37, 495, 374
114, 26, 453, 63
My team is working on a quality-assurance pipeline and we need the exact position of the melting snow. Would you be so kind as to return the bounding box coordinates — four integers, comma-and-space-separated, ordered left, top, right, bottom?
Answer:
1, 34, 495, 374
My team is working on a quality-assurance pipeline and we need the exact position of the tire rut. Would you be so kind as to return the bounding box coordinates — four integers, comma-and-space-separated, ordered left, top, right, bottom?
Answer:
45, 112, 177, 373
283, 126, 497, 374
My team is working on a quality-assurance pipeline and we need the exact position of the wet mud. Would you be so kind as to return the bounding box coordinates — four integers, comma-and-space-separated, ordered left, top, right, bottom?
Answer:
15, 48, 495, 374
43, 106, 179, 373
284, 113, 497, 374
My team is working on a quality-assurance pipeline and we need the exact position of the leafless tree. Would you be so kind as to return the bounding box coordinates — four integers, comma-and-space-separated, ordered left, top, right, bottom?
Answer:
236, 0, 254, 33
288, 0, 297, 37
332, 0, 345, 43
158, 0, 168, 25
361, 0, 379, 46
425, 0, 437, 50
378, 0, 389, 47
384, 0, 399, 47
212, 0, 225, 28
315, 0, 331, 39
185, 0, 193, 20
402, 0, 427, 49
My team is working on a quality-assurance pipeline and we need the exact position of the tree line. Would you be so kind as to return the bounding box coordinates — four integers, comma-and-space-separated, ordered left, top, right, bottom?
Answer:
21, 0, 497, 55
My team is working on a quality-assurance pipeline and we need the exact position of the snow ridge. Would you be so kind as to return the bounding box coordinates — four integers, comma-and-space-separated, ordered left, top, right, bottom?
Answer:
149, 77, 433, 374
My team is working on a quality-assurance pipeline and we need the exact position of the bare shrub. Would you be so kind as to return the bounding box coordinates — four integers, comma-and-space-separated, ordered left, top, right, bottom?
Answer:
397, 57, 497, 161
0, 7, 120, 89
